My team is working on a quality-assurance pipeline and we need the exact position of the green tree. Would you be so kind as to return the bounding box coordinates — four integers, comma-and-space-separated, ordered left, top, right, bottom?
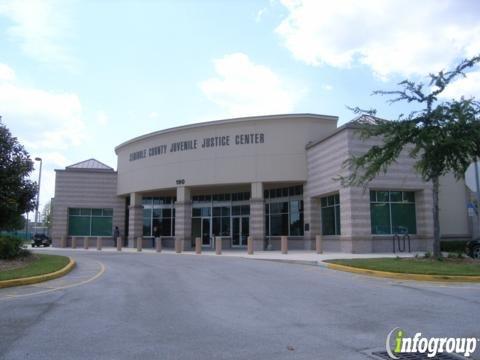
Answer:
0, 121, 37, 230
342, 55, 480, 258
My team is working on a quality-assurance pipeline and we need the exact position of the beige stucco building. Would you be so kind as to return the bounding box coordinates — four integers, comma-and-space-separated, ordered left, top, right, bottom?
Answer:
51, 113, 473, 252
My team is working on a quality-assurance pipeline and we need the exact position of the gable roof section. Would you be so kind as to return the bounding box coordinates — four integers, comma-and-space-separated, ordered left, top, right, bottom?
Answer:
66, 158, 114, 171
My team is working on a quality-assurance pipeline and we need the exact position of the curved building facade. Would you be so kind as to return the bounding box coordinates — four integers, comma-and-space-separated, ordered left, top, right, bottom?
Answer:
51, 113, 472, 252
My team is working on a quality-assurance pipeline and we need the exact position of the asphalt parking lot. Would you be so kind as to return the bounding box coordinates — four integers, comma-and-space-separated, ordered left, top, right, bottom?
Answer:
0, 250, 479, 360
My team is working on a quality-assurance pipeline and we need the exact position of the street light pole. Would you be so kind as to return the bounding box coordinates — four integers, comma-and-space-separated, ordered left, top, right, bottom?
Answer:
34, 157, 42, 233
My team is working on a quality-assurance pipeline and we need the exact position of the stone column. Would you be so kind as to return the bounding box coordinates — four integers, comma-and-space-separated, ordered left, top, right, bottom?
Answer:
174, 186, 192, 251
303, 182, 321, 250
250, 182, 265, 251
415, 187, 434, 252
128, 193, 144, 248
339, 187, 371, 253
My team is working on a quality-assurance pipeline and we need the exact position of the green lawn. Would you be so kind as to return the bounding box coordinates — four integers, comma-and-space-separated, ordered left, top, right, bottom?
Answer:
0, 254, 70, 281
326, 257, 480, 276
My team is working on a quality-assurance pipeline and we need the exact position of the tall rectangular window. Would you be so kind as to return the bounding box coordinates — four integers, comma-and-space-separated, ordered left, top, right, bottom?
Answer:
143, 197, 176, 237
370, 190, 416, 235
265, 185, 304, 236
68, 208, 113, 236
321, 194, 341, 235
212, 206, 231, 236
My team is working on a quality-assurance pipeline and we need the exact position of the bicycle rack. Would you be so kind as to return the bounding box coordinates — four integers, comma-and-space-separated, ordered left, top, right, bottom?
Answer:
393, 233, 411, 253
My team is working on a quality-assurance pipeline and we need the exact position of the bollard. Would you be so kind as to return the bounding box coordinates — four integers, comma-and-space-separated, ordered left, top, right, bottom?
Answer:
96, 237, 102, 250
316, 234, 323, 254
137, 237, 142, 252
281, 236, 288, 254
247, 236, 254, 255
83, 237, 89, 249
195, 237, 202, 254
117, 236, 122, 251
215, 236, 222, 255
175, 237, 182, 253
60, 235, 66, 248
155, 237, 161, 252
72, 237, 77, 249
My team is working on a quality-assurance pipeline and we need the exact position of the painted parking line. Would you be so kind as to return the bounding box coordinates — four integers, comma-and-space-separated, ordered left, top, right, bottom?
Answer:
0, 258, 105, 301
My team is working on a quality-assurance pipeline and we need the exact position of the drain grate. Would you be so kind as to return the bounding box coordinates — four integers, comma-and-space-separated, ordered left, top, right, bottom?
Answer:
370, 351, 466, 359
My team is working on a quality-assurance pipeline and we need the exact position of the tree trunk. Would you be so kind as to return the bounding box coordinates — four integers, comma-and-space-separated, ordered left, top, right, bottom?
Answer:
432, 176, 441, 257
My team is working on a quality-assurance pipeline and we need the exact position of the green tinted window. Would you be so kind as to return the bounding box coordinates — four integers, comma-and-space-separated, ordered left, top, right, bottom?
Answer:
321, 194, 341, 235
68, 216, 90, 236
92, 216, 112, 236
103, 209, 113, 216
68, 208, 113, 236
370, 191, 416, 234
80, 208, 91, 216
370, 203, 390, 234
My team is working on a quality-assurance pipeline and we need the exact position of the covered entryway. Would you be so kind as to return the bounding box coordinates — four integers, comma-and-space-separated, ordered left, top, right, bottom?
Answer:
232, 216, 249, 247
192, 217, 212, 247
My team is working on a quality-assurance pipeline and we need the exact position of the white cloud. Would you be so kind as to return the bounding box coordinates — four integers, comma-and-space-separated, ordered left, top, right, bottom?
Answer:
148, 111, 159, 119
321, 84, 333, 91
0, 0, 75, 67
0, 63, 15, 81
0, 63, 86, 212
440, 71, 480, 100
96, 111, 109, 127
256, 7, 267, 22
276, 0, 480, 78
0, 79, 86, 150
200, 53, 306, 117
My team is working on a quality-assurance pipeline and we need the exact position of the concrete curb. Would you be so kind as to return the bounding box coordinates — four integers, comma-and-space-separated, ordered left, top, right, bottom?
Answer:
325, 262, 480, 282
0, 257, 76, 289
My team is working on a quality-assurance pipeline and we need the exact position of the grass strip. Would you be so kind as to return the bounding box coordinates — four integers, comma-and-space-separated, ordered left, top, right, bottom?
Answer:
326, 257, 480, 276
0, 254, 70, 281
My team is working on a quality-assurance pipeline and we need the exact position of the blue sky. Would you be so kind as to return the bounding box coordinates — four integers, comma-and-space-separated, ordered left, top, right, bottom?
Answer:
0, 0, 479, 213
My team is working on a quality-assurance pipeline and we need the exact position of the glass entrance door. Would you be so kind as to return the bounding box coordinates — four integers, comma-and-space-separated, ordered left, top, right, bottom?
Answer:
192, 217, 212, 247
241, 217, 249, 247
202, 217, 211, 246
232, 216, 249, 247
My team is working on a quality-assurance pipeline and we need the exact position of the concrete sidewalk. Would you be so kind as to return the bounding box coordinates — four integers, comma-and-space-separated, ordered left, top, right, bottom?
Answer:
31, 246, 421, 265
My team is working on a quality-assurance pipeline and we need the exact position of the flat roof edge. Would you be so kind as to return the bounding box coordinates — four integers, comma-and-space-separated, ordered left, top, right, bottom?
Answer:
115, 113, 338, 153
306, 123, 360, 150
55, 168, 117, 174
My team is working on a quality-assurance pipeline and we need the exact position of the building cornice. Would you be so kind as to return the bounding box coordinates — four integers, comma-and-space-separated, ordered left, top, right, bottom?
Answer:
115, 113, 337, 153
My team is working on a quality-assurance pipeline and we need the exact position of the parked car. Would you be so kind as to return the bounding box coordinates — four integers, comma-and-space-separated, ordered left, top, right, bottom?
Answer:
31, 234, 52, 247
466, 239, 480, 259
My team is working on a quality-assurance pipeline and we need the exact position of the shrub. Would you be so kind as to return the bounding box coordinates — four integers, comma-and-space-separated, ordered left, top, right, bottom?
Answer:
440, 240, 467, 253
0, 235, 29, 259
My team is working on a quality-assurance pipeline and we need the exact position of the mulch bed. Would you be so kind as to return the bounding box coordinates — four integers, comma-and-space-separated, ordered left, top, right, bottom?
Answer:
0, 254, 38, 272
